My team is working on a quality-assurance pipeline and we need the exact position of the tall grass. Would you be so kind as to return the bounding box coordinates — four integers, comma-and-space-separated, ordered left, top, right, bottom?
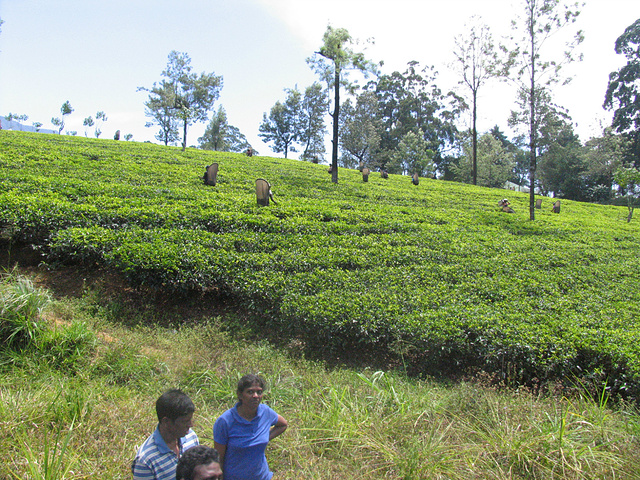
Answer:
0, 269, 50, 352
12, 419, 77, 480
0, 271, 638, 479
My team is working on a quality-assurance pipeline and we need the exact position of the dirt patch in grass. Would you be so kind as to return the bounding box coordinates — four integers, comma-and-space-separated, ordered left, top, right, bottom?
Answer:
0, 242, 236, 324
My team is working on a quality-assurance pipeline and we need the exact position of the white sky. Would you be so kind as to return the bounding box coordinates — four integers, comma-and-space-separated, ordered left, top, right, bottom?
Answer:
1, 0, 638, 158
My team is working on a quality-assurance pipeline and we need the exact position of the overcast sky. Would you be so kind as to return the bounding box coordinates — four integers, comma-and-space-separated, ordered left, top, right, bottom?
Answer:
1, 0, 638, 158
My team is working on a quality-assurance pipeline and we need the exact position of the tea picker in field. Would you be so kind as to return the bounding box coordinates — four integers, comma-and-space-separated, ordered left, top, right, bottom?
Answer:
213, 374, 288, 480
202, 163, 218, 186
498, 198, 515, 213
132, 389, 200, 480
176, 445, 223, 480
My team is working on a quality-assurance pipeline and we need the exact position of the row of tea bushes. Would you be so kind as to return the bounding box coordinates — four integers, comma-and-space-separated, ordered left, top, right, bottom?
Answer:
1, 131, 639, 396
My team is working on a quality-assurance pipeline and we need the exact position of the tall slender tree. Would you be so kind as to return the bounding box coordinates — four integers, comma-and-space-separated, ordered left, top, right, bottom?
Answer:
452, 17, 500, 185
504, 0, 584, 220
307, 25, 378, 183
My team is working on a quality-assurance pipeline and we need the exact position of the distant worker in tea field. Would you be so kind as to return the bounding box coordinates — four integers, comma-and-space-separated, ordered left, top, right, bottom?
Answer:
213, 374, 288, 480
132, 389, 200, 480
176, 445, 223, 480
498, 198, 515, 213
246, 146, 254, 157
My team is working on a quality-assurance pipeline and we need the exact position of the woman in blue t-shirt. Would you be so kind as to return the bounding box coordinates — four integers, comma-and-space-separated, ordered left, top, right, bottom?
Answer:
213, 374, 288, 480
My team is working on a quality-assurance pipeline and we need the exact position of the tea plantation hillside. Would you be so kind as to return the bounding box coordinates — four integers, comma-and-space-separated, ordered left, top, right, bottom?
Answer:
1, 131, 639, 396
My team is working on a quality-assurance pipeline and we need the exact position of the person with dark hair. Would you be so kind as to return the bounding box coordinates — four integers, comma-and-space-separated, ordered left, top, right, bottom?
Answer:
132, 389, 200, 480
175, 445, 222, 480
213, 374, 288, 480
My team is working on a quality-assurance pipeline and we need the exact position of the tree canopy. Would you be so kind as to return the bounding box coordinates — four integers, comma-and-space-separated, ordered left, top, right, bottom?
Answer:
198, 106, 250, 153
338, 91, 380, 168
604, 18, 640, 167
140, 51, 222, 151
259, 88, 302, 159
368, 61, 465, 174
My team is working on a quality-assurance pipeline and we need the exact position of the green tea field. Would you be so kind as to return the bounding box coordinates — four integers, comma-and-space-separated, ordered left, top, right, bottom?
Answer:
1, 131, 639, 396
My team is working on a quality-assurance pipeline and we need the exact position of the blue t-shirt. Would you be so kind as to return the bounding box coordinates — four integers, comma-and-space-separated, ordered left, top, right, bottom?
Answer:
213, 403, 278, 480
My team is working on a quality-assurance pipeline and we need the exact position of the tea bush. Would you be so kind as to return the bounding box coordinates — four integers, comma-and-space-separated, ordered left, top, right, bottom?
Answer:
1, 131, 639, 396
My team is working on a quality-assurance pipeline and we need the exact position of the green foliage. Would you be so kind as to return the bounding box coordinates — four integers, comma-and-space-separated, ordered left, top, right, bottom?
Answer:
140, 51, 222, 151
13, 421, 77, 480
454, 133, 514, 187
92, 343, 166, 387
0, 270, 50, 351
389, 130, 435, 177
1, 131, 640, 397
369, 61, 464, 173
0, 269, 95, 371
199, 106, 250, 153
259, 88, 302, 159
604, 18, 640, 167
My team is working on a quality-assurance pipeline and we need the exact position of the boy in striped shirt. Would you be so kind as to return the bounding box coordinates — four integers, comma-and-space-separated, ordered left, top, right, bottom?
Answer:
132, 389, 200, 480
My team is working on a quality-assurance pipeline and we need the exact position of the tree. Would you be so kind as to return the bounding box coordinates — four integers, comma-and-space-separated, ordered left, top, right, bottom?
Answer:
141, 79, 180, 146
259, 88, 302, 159
504, 0, 584, 219
94, 111, 107, 138
453, 132, 515, 187
199, 106, 227, 151
51, 101, 73, 134
370, 62, 465, 175
604, 19, 640, 168
198, 106, 250, 152
389, 130, 435, 177
614, 165, 640, 222
453, 16, 500, 185
83, 116, 94, 137
339, 91, 381, 168
5, 113, 28, 130
299, 83, 328, 162
224, 125, 251, 153
489, 126, 530, 186
140, 51, 222, 151
537, 118, 586, 199
307, 25, 378, 183
582, 127, 629, 200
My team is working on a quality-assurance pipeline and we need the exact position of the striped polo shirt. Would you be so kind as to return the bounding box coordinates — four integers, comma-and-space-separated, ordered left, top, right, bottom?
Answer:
131, 426, 199, 480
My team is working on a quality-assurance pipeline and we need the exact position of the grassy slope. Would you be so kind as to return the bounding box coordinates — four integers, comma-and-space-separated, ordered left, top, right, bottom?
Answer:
1, 131, 639, 393
0, 268, 638, 479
